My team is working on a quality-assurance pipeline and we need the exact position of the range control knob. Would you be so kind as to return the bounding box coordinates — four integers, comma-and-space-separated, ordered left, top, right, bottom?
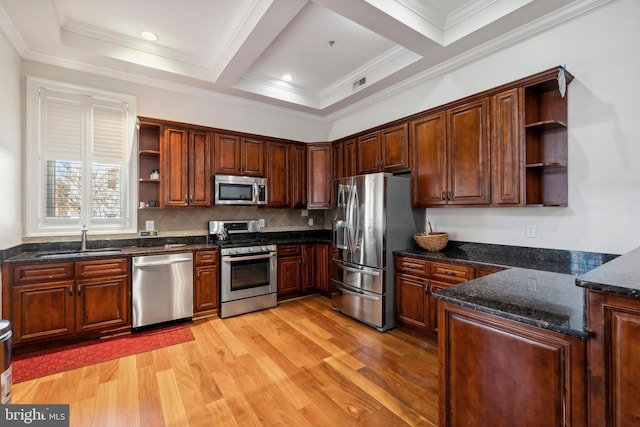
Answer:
227, 249, 236, 255
262, 246, 269, 252
250, 247, 258, 253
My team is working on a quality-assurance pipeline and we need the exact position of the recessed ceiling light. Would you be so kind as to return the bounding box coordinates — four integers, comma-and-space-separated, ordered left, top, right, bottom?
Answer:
140, 31, 158, 41
282, 74, 293, 82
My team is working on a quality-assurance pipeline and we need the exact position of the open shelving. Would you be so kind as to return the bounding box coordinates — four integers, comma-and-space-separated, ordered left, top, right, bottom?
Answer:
138, 120, 162, 208
523, 68, 573, 207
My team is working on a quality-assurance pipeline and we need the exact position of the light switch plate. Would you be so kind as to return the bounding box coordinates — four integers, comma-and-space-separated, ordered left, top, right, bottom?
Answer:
146, 220, 155, 231
259, 218, 265, 227
525, 224, 536, 238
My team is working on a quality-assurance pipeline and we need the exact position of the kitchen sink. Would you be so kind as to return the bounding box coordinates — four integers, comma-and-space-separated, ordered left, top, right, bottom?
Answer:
35, 248, 122, 259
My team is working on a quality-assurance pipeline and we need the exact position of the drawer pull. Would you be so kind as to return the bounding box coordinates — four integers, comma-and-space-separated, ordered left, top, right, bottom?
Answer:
445, 271, 457, 276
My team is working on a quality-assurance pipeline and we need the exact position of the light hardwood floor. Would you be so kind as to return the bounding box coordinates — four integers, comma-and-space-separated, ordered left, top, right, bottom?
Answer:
12, 295, 439, 426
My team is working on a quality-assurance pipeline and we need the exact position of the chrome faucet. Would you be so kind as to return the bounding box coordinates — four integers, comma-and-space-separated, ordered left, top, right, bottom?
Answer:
81, 225, 88, 251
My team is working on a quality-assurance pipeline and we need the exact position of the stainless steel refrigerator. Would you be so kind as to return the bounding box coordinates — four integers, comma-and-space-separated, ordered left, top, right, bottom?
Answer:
331, 172, 425, 331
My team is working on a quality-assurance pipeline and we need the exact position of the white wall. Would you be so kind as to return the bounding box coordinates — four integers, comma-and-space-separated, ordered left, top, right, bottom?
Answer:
327, 0, 640, 255
0, 30, 22, 250
21, 62, 327, 143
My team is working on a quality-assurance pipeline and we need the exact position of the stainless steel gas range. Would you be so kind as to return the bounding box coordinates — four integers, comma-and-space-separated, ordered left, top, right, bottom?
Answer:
209, 220, 277, 318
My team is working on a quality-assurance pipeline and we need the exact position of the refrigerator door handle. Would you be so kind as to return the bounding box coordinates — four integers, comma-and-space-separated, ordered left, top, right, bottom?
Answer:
352, 186, 361, 251
337, 286, 380, 301
335, 261, 381, 276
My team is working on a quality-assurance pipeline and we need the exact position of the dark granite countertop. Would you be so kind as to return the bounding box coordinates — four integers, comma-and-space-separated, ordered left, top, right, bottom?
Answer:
433, 268, 588, 338
576, 246, 640, 298
2, 230, 333, 264
395, 241, 617, 275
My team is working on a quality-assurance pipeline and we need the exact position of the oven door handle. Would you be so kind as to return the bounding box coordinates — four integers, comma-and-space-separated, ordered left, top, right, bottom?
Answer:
222, 253, 275, 263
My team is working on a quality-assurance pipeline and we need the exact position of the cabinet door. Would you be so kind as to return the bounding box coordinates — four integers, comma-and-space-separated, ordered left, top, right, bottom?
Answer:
277, 256, 302, 295
267, 141, 290, 208
241, 137, 265, 177
381, 123, 409, 172
214, 133, 242, 175
12, 280, 75, 343
491, 88, 522, 206
313, 243, 330, 292
189, 130, 212, 206
439, 303, 586, 427
356, 131, 381, 175
343, 138, 357, 177
307, 143, 332, 209
301, 244, 314, 291
291, 144, 307, 208
447, 99, 491, 205
76, 276, 129, 333
162, 127, 190, 207
332, 141, 343, 180
194, 265, 219, 317
587, 291, 640, 426
410, 112, 447, 206
395, 273, 427, 329
427, 279, 456, 334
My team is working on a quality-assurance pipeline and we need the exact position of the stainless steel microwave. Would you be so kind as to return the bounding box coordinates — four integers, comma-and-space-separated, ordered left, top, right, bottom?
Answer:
214, 175, 268, 205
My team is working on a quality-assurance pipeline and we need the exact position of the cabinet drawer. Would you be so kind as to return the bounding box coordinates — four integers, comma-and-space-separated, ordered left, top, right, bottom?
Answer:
395, 256, 430, 276
278, 244, 301, 258
13, 262, 74, 285
195, 250, 218, 266
76, 258, 128, 278
431, 262, 474, 284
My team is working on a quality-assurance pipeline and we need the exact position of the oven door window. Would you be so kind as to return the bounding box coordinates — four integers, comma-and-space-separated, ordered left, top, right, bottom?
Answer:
230, 258, 269, 291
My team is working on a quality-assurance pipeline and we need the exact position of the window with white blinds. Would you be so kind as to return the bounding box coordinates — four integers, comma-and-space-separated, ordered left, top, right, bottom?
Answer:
26, 77, 137, 236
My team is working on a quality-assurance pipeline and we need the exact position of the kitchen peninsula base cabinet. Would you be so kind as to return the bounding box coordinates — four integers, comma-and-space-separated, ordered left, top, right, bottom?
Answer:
586, 290, 640, 426
438, 302, 587, 427
3, 258, 130, 347
394, 255, 474, 336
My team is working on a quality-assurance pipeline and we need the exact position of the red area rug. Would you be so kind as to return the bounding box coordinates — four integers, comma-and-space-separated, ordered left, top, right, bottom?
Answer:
12, 324, 194, 383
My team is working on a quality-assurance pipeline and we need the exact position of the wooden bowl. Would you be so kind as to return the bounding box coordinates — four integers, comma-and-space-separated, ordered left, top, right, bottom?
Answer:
414, 232, 448, 251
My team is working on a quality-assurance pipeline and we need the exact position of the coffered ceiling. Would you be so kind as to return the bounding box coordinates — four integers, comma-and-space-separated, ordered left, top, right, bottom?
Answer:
0, 0, 609, 115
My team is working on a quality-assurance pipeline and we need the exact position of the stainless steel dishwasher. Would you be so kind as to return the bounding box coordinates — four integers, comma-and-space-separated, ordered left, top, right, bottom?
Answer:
132, 252, 194, 329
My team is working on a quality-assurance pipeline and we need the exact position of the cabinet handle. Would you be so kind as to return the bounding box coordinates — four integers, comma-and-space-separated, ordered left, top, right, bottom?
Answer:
441, 191, 446, 201
447, 191, 452, 201
190, 195, 194, 202
77, 284, 81, 294
184, 195, 188, 203
69, 285, 73, 296
197, 271, 200, 279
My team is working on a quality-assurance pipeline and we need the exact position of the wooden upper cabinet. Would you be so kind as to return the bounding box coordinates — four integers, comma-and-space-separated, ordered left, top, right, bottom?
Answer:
189, 130, 212, 206
381, 123, 409, 172
213, 133, 241, 175
332, 141, 344, 180
161, 127, 190, 207
307, 143, 332, 209
291, 144, 307, 208
161, 126, 211, 207
410, 111, 447, 206
356, 131, 381, 175
214, 133, 265, 177
267, 141, 290, 208
343, 138, 357, 177
356, 124, 409, 175
242, 137, 265, 177
447, 98, 491, 205
491, 88, 522, 206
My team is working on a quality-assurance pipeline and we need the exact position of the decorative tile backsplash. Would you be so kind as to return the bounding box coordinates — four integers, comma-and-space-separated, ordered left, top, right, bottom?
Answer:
138, 206, 329, 236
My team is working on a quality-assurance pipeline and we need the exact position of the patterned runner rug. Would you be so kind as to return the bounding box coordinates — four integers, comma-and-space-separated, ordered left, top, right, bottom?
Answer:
12, 324, 194, 383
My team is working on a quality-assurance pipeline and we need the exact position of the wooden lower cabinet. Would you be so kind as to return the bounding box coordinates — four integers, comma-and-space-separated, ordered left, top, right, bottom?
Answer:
438, 302, 587, 427
193, 250, 219, 319
8, 258, 130, 346
277, 243, 331, 299
277, 245, 303, 296
586, 290, 640, 426
394, 255, 474, 335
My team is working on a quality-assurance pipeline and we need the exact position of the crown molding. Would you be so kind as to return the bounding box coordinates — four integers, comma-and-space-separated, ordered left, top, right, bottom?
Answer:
325, 0, 612, 124
0, 3, 29, 56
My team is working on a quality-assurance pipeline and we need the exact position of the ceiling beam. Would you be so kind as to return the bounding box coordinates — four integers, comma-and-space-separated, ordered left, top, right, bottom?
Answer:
213, 0, 308, 86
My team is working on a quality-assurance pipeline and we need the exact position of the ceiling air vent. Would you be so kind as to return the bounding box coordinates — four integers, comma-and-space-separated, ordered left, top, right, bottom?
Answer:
352, 77, 366, 90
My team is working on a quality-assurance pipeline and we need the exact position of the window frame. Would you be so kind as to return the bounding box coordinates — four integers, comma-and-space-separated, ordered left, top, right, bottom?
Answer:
25, 76, 138, 237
